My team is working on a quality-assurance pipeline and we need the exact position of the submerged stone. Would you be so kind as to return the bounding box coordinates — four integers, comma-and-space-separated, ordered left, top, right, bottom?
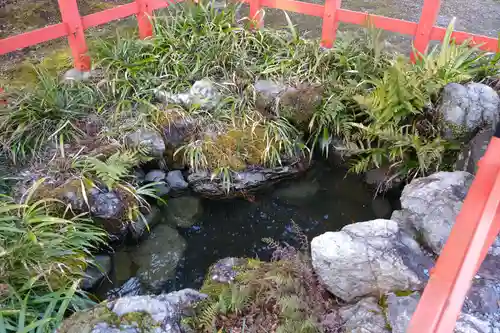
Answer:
130, 224, 187, 291
164, 196, 202, 228
81, 254, 112, 290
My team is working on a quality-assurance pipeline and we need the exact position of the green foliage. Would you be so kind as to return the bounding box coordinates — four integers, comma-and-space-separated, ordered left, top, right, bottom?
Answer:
0, 180, 106, 332
0, 71, 97, 163
191, 226, 337, 332
321, 20, 492, 183
74, 148, 150, 190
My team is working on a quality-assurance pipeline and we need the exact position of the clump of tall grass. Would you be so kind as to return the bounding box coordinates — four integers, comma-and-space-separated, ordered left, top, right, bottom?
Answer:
0, 71, 97, 163
0, 180, 106, 332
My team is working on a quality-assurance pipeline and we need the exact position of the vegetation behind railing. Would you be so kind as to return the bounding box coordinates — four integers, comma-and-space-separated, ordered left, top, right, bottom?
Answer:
0, 0, 498, 71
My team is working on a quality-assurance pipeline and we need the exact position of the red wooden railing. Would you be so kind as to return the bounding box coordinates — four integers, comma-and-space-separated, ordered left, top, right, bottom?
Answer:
0, 1, 500, 332
0, 0, 498, 71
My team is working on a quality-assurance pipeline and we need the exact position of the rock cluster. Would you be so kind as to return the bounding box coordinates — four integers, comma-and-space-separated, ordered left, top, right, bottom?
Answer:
311, 171, 500, 332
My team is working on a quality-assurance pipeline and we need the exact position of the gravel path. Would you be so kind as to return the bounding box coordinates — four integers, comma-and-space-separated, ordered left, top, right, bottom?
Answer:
264, 0, 499, 50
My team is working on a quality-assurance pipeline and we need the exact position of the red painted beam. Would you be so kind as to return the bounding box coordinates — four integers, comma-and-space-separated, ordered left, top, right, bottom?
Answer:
259, 0, 324, 17
82, 3, 138, 29
149, 0, 181, 11
408, 137, 500, 333
0, 24, 67, 55
430, 28, 499, 52
337, 9, 418, 36
412, 0, 441, 61
320, 0, 342, 48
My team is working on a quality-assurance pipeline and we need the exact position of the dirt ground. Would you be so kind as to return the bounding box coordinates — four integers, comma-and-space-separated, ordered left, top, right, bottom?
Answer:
0, 0, 499, 81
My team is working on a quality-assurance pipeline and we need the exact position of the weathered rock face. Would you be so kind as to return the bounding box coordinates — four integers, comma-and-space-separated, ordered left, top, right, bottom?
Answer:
386, 292, 498, 333
188, 164, 305, 198
396, 171, 473, 254
166, 170, 188, 192
125, 128, 166, 157
254, 79, 323, 125
338, 297, 391, 333
128, 206, 161, 240
438, 82, 500, 139
106, 277, 144, 299
58, 289, 206, 333
130, 224, 187, 291
164, 196, 202, 228
455, 129, 493, 174
311, 219, 432, 302
156, 79, 221, 111
81, 254, 112, 290
273, 178, 320, 201
207, 257, 247, 284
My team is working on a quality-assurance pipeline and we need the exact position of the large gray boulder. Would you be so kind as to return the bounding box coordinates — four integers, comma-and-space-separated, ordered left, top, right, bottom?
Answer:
386, 292, 497, 333
395, 171, 473, 254
188, 164, 305, 198
58, 289, 206, 333
130, 225, 187, 291
311, 219, 432, 302
254, 79, 323, 125
455, 129, 493, 174
339, 297, 390, 333
125, 128, 166, 157
438, 82, 500, 139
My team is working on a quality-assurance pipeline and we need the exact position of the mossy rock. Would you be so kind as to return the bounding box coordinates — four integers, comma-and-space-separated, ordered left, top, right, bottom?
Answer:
58, 304, 159, 333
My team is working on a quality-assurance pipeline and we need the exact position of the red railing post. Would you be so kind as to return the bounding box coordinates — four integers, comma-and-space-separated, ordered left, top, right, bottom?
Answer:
58, 0, 90, 71
249, 0, 263, 29
136, 0, 154, 39
320, 0, 342, 48
411, 0, 441, 62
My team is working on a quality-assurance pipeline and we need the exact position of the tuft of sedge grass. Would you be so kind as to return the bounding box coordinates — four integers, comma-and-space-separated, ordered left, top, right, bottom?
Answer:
0, 70, 98, 164
0, 179, 106, 332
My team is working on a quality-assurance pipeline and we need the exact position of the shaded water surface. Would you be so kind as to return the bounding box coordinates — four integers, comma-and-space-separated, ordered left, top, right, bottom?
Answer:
104, 162, 393, 296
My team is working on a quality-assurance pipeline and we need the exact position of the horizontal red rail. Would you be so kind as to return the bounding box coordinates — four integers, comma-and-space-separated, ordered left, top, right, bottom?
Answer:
82, 3, 138, 29
0, 0, 498, 58
0, 23, 68, 55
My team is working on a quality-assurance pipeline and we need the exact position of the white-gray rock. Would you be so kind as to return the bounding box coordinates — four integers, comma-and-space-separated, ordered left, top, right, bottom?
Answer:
125, 128, 166, 157
165, 196, 202, 228
59, 289, 206, 333
311, 219, 432, 302
130, 225, 187, 291
166, 170, 188, 191
398, 171, 473, 254
156, 79, 221, 110
63, 68, 92, 82
438, 82, 500, 138
339, 297, 391, 333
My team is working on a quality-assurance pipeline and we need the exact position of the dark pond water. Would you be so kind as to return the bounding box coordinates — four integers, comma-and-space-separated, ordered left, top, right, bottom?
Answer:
98, 161, 395, 298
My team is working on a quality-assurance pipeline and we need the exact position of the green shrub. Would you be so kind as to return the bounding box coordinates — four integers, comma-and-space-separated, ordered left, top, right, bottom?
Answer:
189, 226, 338, 332
0, 180, 106, 332
0, 71, 97, 163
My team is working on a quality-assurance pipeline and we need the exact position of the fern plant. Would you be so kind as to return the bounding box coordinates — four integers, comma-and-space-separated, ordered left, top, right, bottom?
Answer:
74, 148, 149, 190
